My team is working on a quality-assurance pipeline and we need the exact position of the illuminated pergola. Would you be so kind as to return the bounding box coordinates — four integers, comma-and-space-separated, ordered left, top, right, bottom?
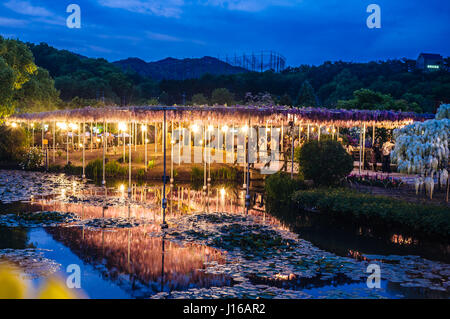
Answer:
7, 105, 433, 227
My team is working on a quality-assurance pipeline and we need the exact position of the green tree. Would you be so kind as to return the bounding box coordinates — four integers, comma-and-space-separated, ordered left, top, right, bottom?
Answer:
296, 81, 317, 106
191, 93, 209, 105
0, 124, 27, 162
0, 37, 38, 116
15, 67, 60, 113
211, 88, 234, 105
278, 93, 293, 106
296, 140, 353, 186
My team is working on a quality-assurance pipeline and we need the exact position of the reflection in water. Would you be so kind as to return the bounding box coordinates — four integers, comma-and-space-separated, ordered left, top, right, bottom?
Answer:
45, 225, 232, 298
12, 178, 450, 264
274, 209, 450, 264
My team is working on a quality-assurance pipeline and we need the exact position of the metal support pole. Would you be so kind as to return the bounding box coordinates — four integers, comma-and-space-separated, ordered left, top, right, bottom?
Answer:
245, 118, 251, 214
203, 126, 207, 193
41, 121, 44, 151
82, 122, 86, 179
171, 120, 174, 184
66, 126, 69, 165
105, 122, 108, 154
291, 123, 295, 179
90, 123, 93, 152
128, 121, 132, 194
359, 125, 362, 174
362, 123, 366, 170
144, 124, 147, 171
102, 119, 106, 185
53, 121, 56, 163
161, 110, 168, 229
155, 122, 157, 154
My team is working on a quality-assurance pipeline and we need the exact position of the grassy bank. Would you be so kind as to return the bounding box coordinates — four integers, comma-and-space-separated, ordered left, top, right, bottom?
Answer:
292, 188, 450, 239
264, 173, 450, 240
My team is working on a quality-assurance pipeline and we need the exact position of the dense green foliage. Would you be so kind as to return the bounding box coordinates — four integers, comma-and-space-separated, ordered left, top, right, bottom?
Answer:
296, 140, 353, 186
160, 60, 450, 112
292, 188, 450, 238
19, 41, 449, 113
190, 166, 240, 181
264, 172, 306, 214
0, 125, 27, 162
84, 159, 128, 180
19, 147, 43, 170
0, 37, 60, 116
28, 42, 158, 106
211, 88, 235, 105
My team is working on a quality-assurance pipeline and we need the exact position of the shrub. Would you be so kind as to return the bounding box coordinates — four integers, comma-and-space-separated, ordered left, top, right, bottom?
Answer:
265, 172, 306, 215
295, 140, 353, 186
85, 159, 103, 180
48, 164, 62, 173
190, 166, 240, 182
19, 147, 43, 170
136, 168, 146, 180
147, 159, 155, 169
117, 154, 130, 164
190, 166, 204, 182
292, 188, 450, 239
105, 160, 127, 178
64, 162, 82, 175
0, 124, 27, 162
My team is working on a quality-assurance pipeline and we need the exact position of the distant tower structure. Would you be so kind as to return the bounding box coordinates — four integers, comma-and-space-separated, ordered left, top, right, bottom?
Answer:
221, 51, 286, 73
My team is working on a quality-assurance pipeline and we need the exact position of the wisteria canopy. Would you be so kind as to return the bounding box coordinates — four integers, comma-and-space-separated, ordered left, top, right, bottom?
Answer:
7, 105, 433, 128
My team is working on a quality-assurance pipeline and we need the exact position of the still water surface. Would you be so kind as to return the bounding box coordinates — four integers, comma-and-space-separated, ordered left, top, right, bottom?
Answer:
0, 170, 448, 298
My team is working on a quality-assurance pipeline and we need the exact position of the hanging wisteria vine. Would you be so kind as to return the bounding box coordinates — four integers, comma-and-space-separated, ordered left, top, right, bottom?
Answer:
7, 105, 432, 128
391, 104, 449, 199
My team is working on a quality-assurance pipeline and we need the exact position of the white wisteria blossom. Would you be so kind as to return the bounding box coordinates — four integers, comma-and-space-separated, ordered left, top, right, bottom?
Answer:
391, 104, 449, 199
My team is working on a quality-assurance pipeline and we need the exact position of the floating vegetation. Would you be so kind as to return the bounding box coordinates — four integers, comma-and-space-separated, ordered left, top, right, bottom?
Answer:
0, 211, 79, 227
0, 249, 60, 279
151, 212, 450, 299
76, 217, 151, 229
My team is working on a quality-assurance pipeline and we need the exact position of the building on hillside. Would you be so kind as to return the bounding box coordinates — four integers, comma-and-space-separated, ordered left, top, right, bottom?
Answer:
416, 53, 443, 71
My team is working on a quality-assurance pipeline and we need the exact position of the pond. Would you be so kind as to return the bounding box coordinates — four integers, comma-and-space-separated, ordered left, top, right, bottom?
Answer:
0, 170, 448, 299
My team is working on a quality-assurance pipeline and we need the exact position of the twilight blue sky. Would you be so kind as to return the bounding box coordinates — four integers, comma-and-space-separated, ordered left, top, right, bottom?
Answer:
0, 0, 449, 66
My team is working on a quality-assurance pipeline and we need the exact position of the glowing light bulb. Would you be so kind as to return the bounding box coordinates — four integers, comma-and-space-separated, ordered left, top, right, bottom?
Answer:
69, 123, 77, 131
11, 122, 17, 128
119, 184, 125, 192
208, 125, 214, 132
191, 124, 199, 133
242, 125, 249, 133
220, 188, 226, 197
118, 122, 127, 132
57, 122, 67, 130
266, 127, 271, 132
221, 125, 228, 132
141, 125, 147, 132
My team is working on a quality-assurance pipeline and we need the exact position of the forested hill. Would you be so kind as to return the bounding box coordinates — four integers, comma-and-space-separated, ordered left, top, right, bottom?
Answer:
114, 56, 248, 80
23, 41, 450, 113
